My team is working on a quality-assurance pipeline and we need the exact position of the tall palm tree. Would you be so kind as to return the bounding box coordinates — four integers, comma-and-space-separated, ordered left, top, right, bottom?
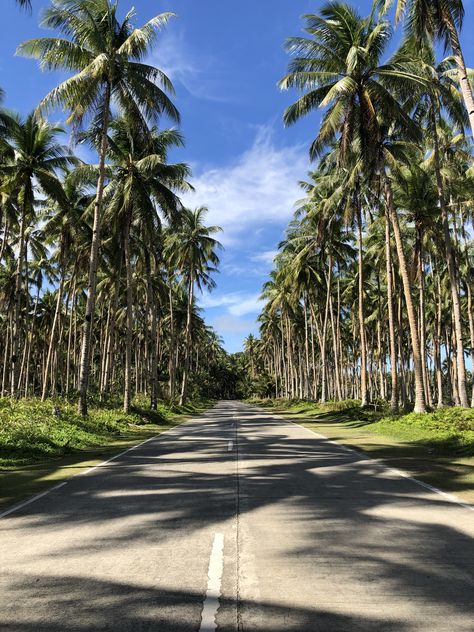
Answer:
165, 207, 222, 405
389, 0, 474, 139
395, 36, 470, 406
279, 2, 429, 412
0, 112, 73, 397
18, 0, 179, 415
103, 116, 190, 413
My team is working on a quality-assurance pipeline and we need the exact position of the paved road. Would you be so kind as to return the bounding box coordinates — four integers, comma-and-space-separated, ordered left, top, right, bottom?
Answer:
1, 401, 474, 631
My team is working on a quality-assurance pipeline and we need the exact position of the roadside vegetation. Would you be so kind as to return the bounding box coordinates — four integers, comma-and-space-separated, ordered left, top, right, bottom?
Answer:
0, 0, 228, 424
0, 396, 214, 468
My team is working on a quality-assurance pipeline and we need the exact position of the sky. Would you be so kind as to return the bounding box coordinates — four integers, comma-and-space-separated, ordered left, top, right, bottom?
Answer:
2, 0, 474, 352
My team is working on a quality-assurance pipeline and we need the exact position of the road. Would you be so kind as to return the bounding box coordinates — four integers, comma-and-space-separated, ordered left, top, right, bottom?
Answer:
1, 401, 474, 631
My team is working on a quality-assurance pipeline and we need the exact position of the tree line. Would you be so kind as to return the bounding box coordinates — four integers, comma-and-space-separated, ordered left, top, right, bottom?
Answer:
248, 0, 474, 413
1, 0, 226, 413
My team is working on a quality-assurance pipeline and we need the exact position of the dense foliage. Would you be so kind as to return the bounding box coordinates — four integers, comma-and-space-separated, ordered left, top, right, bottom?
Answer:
0, 0, 229, 414
248, 0, 474, 413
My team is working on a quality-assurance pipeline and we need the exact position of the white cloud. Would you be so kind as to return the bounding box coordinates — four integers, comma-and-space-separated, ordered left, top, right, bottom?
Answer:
182, 127, 309, 244
252, 250, 278, 265
200, 291, 263, 316
211, 314, 256, 335
148, 29, 234, 102
229, 295, 263, 317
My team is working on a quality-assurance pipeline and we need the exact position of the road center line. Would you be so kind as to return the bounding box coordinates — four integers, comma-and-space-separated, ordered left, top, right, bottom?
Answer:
199, 533, 224, 632
228, 440, 233, 451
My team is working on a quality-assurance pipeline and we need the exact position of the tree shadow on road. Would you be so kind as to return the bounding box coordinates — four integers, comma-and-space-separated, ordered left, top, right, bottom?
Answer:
1, 403, 474, 630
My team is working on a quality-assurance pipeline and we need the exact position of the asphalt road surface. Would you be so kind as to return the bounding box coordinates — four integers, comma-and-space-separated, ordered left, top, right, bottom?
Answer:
1, 401, 474, 631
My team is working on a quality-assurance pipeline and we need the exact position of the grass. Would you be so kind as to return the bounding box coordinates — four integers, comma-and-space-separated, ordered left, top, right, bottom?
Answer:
0, 396, 214, 510
247, 397, 474, 503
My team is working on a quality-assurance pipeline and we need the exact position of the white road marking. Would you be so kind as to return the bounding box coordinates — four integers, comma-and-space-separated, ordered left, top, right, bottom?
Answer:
0, 482, 68, 519
0, 420, 193, 520
72, 434, 160, 477
265, 410, 474, 514
228, 440, 233, 451
200, 533, 224, 632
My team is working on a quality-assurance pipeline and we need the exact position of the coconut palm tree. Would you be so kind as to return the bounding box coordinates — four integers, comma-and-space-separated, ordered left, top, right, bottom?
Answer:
0, 112, 73, 396
102, 115, 191, 413
388, 0, 474, 140
279, 2, 429, 411
18, 0, 180, 414
165, 208, 222, 405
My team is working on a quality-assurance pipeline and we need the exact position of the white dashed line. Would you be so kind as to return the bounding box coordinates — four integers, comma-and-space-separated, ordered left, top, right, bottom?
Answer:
228, 440, 233, 451
199, 533, 224, 631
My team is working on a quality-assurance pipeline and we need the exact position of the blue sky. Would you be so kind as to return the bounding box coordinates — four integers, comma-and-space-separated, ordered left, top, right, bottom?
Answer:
2, 0, 474, 352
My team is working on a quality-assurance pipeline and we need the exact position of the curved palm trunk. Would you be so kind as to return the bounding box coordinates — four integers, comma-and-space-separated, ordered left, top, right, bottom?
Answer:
145, 254, 158, 410
123, 217, 133, 414
179, 266, 194, 406
444, 17, 474, 139
383, 173, 426, 413
41, 272, 65, 400
78, 82, 111, 416
11, 197, 28, 398
356, 202, 368, 407
430, 102, 469, 406
168, 283, 176, 400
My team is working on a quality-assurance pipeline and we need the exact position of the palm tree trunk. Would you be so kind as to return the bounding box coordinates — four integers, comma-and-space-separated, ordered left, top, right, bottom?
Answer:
356, 202, 368, 407
444, 17, 474, 139
430, 101, 468, 406
11, 197, 28, 397
434, 272, 444, 408
41, 273, 65, 401
146, 254, 158, 410
179, 267, 194, 405
320, 259, 332, 403
123, 218, 133, 414
78, 81, 111, 416
384, 173, 426, 412
168, 282, 176, 401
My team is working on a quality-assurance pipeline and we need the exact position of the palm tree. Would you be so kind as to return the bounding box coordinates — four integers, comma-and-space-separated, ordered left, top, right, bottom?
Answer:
389, 0, 474, 140
103, 116, 190, 413
18, 0, 179, 415
0, 112, 73, 396
279, 2, 429, 412
165, 208, 222, 405
394, 35, 470, 406
40, 169, 90, 400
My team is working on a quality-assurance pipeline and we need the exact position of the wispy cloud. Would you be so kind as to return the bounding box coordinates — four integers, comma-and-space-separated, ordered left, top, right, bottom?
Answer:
211, 314, 256, 335
183, 126, 309, 244
148, 29, 234, 103
200, 291, 263, 316
252, 250, 278, 265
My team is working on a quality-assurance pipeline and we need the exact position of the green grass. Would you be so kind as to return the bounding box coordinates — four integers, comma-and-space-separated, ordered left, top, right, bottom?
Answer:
0, 397, 214, 510
247, 398, 474, 502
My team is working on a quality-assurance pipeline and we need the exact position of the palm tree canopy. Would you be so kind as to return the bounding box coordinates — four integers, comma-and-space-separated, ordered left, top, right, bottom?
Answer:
17, 0, 179, 130
165, 207, 223, 292
279, 2, 425, 163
